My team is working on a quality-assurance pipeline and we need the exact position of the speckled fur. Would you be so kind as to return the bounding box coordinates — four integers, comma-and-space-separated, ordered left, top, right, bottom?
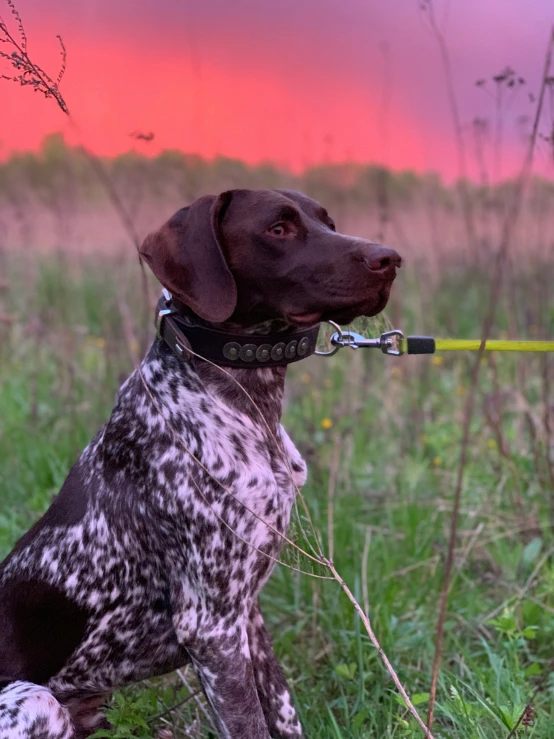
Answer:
0, 339, 306, 738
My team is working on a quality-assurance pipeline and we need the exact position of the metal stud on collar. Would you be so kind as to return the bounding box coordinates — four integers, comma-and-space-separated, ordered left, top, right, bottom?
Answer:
222, 339, 304, 362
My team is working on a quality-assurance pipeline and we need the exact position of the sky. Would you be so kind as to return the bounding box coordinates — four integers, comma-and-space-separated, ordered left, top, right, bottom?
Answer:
1, 0, 553, 180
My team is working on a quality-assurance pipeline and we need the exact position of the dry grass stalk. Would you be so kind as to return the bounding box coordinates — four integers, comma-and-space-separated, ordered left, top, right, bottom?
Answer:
138, 344, 435, 737
176, 667, 216, 732
326, 434, 342, 563
328, 561, 435, 738
361, 528, 372, 619
419, 0, 476, 249
136, 364, 333, 581
425, 25, 554, 731
482, 546, 554, 624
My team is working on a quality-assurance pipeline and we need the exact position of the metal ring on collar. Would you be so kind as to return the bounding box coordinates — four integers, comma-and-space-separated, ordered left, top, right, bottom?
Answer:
314, 320, 344, 357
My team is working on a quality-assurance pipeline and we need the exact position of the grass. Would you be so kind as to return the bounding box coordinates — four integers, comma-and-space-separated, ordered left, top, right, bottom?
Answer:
1, 250, 554, 738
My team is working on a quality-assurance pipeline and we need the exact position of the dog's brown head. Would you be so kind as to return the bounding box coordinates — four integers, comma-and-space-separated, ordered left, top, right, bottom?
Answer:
140, 189, 401, 327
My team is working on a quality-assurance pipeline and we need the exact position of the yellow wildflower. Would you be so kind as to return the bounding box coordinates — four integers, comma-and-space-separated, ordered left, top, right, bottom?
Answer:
321, 418, 333, 430
431, 356, 444, 366
433, 456, 443, 466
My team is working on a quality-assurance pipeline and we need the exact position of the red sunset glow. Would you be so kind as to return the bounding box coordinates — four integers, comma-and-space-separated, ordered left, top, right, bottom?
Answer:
2, 0, 553, 180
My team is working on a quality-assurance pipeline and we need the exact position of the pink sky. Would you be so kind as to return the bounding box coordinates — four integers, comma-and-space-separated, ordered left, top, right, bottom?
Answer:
1, 0, 553, 180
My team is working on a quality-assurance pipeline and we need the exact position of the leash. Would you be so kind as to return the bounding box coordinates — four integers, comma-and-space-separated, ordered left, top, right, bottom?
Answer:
315, 322, 554, 357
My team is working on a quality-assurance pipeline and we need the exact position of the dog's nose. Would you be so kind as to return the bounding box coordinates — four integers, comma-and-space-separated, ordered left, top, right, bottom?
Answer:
366, 246, 402, 273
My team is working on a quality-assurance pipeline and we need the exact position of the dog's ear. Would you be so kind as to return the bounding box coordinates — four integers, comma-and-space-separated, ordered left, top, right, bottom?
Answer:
139, 192, 237, 323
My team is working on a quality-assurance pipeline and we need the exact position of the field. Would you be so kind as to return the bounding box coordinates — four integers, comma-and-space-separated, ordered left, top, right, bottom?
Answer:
1, 190, 553, 739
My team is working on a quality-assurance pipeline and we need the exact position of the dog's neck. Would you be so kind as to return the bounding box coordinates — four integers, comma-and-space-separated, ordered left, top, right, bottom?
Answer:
194, 361, 286, 433
191, 316, 290, 432
151, 313, 290, 432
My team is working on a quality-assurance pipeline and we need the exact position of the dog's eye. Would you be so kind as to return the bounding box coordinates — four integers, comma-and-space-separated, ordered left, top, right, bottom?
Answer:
268, 223, 287, 237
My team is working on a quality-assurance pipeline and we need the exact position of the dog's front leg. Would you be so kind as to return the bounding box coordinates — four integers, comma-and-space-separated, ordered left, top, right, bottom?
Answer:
248, 602, 303, 738
172, 590, 270, 739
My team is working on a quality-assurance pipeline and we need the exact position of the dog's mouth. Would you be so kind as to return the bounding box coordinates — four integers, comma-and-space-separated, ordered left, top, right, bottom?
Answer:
287, 282, 394, 328
286, 311, 323, 326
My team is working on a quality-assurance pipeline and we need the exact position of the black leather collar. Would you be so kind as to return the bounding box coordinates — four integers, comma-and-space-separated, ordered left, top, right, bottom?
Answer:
155, 292, 321, 369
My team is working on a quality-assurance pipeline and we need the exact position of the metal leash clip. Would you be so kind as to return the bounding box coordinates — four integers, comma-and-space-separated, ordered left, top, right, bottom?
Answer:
315, 322, 406, 357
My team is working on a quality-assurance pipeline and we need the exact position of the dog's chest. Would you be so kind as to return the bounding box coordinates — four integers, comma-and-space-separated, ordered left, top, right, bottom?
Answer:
153, 384, 307, 572
137, 359, 308, 533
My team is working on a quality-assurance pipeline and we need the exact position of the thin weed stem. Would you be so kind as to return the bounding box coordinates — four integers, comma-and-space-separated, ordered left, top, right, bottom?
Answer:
136, 364, 332, 579
425, 26, 554, 730
138, 354, 435, 735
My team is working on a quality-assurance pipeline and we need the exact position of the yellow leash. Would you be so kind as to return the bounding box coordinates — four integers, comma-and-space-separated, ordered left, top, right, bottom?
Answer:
406, 338, 554, 354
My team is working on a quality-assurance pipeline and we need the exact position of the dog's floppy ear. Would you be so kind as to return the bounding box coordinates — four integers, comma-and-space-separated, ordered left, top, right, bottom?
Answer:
139, 192, 237, 323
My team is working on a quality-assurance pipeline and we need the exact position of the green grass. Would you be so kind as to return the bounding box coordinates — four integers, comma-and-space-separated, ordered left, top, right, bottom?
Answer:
1, 252, 554, 738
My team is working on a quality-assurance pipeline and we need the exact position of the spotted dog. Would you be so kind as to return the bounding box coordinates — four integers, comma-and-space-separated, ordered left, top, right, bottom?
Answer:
0, 189, 400, 738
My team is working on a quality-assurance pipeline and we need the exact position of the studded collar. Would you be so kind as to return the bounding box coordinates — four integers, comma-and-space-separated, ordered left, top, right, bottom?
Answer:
155, 292, 321, 369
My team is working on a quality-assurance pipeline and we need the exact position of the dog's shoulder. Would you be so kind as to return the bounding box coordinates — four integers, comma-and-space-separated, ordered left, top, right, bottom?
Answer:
2, 462, 91, 568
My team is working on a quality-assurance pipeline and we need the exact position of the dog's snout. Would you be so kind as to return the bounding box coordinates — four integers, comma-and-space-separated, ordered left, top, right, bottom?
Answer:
366, 246, 402, 273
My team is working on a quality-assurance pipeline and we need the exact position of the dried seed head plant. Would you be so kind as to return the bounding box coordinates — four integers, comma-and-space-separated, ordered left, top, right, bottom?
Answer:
0, 0, 68, 113
475, 66, 527, 182
0, 0, 152, 354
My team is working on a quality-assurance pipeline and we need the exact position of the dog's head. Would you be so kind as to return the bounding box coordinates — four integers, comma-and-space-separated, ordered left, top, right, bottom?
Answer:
140, 189, 401, 327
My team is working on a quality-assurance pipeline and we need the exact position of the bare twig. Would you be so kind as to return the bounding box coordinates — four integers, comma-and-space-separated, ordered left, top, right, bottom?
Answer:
481, 546, 554, 624
328, 561, 435, 738
147, 691, 202, 725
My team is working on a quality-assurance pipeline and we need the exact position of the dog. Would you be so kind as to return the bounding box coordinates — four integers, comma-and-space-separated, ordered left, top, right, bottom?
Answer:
0, 189, 400, 739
